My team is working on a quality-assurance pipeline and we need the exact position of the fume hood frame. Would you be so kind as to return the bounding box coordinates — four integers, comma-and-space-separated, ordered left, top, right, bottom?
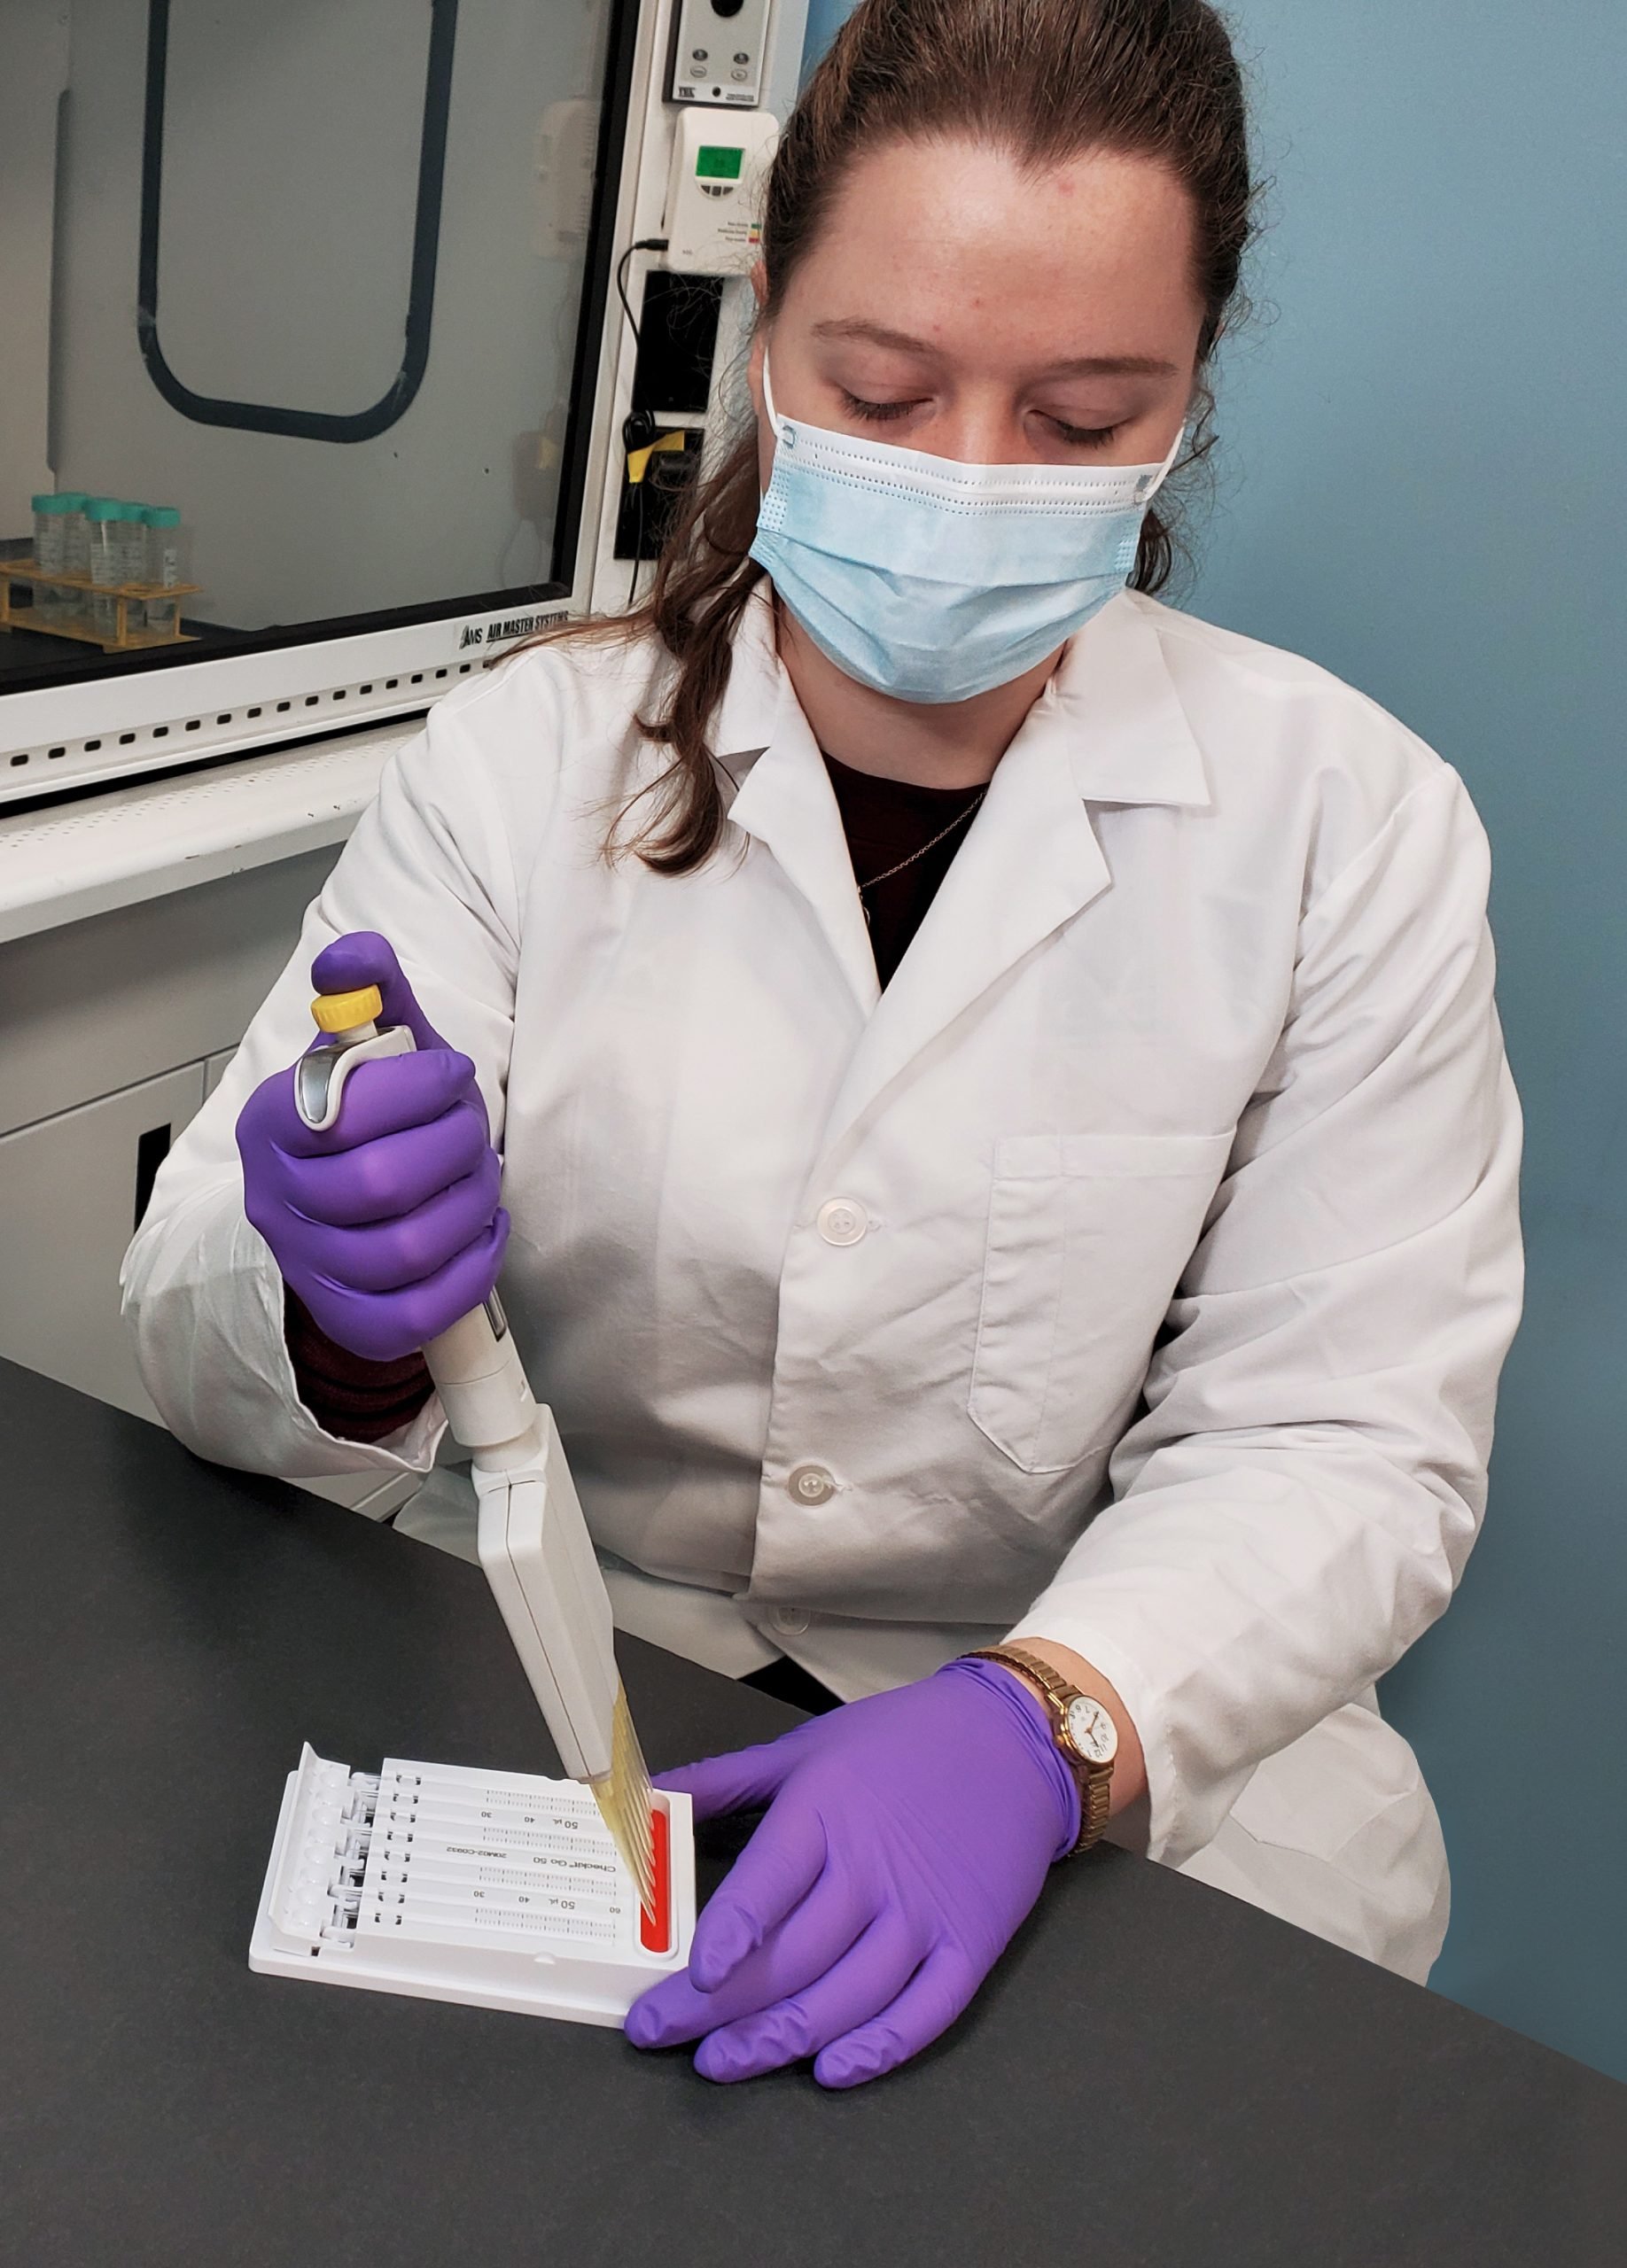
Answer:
0, 0, 808, 809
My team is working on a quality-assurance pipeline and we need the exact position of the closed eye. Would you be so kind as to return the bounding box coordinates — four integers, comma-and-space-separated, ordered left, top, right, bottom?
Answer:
1047, 416, 1123, 447
839, 391, 1127, 450
839, 389, 924, 424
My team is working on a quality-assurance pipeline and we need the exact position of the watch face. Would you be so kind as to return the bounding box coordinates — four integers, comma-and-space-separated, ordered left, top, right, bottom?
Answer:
1065, 1694, 1117, 1766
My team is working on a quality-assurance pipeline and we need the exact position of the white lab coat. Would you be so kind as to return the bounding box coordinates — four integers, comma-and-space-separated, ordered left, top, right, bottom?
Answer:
123, 587, 1522, 1983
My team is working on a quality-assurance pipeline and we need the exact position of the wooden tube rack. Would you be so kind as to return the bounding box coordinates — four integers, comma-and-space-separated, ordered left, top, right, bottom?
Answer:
0, 559, 201, 651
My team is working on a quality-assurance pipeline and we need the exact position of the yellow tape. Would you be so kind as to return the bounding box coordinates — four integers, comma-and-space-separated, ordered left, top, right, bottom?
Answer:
626, 428, 688, 485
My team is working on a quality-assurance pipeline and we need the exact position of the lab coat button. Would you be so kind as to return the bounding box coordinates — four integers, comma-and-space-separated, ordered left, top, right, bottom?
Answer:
773, 1606, 811, 1635
788, 1464, 836, 1505
816, 1197, 868, 1247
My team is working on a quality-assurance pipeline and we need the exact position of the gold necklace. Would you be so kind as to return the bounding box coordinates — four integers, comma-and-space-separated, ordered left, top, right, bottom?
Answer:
854, 790, 986, 922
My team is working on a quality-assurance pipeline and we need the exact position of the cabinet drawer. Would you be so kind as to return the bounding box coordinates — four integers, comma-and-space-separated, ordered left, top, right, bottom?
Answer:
0, 1062, 206, 1421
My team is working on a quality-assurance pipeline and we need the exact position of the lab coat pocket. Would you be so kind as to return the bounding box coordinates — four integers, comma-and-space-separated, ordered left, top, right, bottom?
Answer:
969, 1130, 1233, 1475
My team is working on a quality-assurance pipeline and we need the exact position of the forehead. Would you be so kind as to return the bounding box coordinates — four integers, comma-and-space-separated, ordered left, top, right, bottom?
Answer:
782, 133, 1202, 363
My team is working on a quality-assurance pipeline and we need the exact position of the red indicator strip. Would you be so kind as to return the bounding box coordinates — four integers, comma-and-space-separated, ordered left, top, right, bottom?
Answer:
639, 1804, 673, 1953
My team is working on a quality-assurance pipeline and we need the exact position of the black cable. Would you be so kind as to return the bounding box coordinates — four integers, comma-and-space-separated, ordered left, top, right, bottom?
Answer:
614, 245, 641, 347
613, 235, 668, 350
627, 478, 646, 609
614, 239, 667, 606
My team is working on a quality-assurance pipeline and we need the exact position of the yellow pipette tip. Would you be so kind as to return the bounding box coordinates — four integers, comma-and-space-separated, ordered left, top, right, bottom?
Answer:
592, 1682, 657, 1912
311, 984, 383, 1034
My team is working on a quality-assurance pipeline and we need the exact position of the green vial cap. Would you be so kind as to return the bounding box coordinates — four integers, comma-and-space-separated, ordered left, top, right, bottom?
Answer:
32, 493, 73, 514
144, 506, 182, 527
86, 497, 123, 521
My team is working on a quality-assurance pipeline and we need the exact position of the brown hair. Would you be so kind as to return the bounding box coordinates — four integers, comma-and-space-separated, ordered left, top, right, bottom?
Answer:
540, 0, 1255, 874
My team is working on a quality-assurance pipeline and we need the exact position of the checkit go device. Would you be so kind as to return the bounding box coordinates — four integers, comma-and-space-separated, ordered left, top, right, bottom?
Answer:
248, 975, 694, 2025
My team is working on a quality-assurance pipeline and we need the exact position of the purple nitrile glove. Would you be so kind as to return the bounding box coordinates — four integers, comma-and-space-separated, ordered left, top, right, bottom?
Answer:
236, 930, 509, 1363
625, 1658, 1079, 2089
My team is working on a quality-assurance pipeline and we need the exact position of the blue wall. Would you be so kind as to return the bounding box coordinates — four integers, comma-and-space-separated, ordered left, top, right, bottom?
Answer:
803, 2, 1626, 2079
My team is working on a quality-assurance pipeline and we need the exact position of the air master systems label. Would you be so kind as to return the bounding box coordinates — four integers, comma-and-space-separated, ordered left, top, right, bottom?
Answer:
460, 608, 566, 653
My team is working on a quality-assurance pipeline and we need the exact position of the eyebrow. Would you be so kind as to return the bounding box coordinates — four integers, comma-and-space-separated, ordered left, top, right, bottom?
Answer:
808, 317, 1179, 378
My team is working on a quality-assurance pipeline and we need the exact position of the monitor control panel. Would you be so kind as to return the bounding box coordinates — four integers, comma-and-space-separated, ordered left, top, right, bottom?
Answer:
666, 0, 773, 109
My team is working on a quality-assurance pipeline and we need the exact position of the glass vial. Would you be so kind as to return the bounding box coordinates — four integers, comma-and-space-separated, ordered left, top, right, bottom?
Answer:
143, 507, 184, 636
31, 493, 72, 624
85, 498, 125, 642
115, 502, 150, 597
58, 493, 92, 633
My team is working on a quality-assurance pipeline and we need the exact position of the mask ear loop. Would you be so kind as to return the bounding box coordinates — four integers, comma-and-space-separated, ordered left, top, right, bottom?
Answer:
759, 345, 787, 444
1135, 415, 1189, 505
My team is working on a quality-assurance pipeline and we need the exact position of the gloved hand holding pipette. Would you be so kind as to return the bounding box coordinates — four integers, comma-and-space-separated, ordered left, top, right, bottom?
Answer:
235, 932, 658, 1909
234, 932, 509, 1363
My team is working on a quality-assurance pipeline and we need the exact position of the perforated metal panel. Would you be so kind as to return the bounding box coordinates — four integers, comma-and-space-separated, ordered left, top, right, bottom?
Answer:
3, 663, 466, 803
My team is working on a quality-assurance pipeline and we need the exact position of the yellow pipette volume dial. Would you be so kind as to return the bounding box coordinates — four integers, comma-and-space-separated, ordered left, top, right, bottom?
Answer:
310, 985, 383, 1035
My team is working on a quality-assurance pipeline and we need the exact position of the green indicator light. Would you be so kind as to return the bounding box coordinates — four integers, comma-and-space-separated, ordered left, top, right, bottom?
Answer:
696, 144, 743, 181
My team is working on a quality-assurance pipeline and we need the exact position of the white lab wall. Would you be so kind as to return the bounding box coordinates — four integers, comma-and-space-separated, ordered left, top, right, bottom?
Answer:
0, 1, 68, 530
49, 0, 611, 628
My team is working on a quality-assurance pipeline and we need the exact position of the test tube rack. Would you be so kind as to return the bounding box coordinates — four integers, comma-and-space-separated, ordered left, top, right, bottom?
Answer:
250, 1745, 694, 2027
0, 559, 201, 651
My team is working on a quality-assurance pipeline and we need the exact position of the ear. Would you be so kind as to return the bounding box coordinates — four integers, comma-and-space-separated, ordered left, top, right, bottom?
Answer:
749, 258, 768, 310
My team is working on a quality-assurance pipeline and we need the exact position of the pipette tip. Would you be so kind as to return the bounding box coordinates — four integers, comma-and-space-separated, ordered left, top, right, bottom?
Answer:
591, 1682, 658, 1916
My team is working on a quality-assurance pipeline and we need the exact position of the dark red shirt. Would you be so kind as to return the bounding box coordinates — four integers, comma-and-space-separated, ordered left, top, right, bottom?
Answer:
289, 755, 986, 1441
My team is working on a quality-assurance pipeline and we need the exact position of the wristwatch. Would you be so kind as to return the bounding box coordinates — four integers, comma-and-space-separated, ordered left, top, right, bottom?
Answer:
965, 1643, 1117, 1854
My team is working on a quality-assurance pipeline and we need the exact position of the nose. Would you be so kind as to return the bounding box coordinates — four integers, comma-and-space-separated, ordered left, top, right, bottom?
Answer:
919, 390, 1045, 468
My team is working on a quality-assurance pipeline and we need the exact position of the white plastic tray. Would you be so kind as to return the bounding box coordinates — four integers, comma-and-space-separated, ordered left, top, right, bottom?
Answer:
250, 1745, 694, 2028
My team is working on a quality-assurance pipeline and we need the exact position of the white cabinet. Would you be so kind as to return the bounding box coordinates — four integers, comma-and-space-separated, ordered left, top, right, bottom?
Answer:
0, 846, 341, 1134
0, 1061, 206, 1418
0, 746, 424, 1519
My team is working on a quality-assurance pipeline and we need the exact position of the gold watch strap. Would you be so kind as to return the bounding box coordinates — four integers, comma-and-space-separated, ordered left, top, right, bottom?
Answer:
966, 1644, 1113, 1855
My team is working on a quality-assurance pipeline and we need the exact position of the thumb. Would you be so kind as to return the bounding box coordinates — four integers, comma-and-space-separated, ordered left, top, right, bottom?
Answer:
311, 930, 448, 1053
653, 1736, 801, 1822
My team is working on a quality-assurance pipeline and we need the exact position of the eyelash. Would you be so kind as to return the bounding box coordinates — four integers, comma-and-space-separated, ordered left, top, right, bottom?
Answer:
839, 391, 1121, 447
839, 391, 918, 424
1048, 416, 1123, 448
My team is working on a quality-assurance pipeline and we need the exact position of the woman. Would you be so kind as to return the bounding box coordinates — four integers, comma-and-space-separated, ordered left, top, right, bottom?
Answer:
124, 0, 1522, 2087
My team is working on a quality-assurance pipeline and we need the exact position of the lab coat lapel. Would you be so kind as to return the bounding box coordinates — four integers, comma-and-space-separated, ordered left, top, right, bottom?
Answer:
713, 588, 1211, 1139
820, 594, 1212, 1147
720, 595, 881, 1014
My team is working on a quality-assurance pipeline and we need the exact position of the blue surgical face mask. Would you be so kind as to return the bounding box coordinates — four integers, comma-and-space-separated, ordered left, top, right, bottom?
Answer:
749, 353, 1185, 704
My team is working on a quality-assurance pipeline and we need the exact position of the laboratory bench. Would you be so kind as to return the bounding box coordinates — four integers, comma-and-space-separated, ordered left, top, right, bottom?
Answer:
2, 1356, 1623, 2268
